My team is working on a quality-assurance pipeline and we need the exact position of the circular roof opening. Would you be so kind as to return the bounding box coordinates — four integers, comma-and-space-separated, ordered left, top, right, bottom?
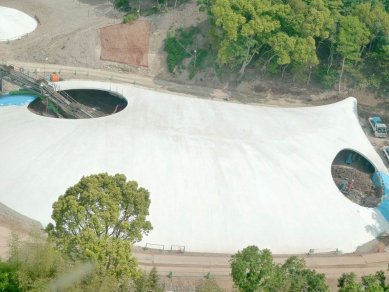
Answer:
331, 149, 382, 207
28, 89, 128, 119
0, 6, 38, 42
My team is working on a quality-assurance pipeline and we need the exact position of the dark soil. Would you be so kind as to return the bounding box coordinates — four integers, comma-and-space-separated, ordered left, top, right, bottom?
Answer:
28, 89, 127, 119
331, 165, 381, 207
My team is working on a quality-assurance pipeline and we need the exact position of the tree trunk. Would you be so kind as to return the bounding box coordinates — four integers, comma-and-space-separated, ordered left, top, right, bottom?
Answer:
261, 54, 276, 73
338, 57, 346, 93
238, 62, 249, 81
238, 49, 256, 81
307, 66, 312, 87
327, 44, 334, 73
281, 64, 288, 79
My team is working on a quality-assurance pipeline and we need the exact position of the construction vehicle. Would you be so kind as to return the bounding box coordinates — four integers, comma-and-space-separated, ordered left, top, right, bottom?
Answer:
368, 116, 387, 138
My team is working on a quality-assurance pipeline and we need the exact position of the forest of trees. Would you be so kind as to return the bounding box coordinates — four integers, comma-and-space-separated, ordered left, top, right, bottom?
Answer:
208, 0, 389, 92
165, 0, 389, 93
230, 246, 389, 292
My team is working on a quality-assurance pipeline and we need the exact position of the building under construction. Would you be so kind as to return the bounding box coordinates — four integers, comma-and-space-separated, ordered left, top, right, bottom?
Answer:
0, 65, 111, 119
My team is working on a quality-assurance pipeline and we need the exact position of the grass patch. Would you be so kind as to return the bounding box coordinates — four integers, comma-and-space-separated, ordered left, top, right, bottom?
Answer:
165, 26, 211, 78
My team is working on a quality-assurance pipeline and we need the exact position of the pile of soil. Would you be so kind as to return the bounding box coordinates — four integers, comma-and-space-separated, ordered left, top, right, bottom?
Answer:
331, 165, 381, 207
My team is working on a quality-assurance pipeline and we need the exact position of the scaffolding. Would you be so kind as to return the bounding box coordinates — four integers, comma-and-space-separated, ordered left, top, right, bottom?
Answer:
0, 64, 105, 119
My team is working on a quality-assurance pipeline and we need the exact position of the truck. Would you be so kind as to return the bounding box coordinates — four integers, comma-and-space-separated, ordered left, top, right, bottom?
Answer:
368, 116, 387, 138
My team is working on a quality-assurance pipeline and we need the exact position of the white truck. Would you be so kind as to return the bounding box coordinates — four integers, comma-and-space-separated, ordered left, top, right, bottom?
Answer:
368, 116, 387, 138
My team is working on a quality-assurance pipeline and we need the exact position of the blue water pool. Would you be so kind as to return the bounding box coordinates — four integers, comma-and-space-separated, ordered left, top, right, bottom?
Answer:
0, 94, 37, 106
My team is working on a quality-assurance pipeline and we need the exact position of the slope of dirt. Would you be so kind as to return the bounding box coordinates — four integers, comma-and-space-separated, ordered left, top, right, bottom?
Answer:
0, 202, 42, 259
331, 165, 381, 207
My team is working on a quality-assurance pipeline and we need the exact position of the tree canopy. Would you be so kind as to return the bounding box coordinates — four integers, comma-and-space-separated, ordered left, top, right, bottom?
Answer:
205, 0, 389, 91
338, 271, 388, 292
46, 173, 152, 278
230, 246, 329, 292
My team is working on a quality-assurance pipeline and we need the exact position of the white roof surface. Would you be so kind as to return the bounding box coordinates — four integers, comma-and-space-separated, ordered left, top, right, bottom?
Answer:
0, 6, 37, 42
0, 80, 388, 254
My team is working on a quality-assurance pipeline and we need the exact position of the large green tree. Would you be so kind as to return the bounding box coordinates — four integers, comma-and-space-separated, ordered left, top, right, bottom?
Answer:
211, 0, 288, 79
210, 0, 334, 81
338, 271, 388, 292
230, 246, 328, 292
230, 246, 275, 292
46, 173, 152, 279
336, 15, 370, 92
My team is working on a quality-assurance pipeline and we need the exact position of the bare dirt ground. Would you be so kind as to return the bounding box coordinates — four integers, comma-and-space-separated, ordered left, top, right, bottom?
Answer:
331, 165, 381, 207
100, 20, 150, 67
0, 202, 41, 260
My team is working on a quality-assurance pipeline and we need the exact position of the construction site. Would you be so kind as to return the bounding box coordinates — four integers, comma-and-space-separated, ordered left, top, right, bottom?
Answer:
1, 0, 389, 290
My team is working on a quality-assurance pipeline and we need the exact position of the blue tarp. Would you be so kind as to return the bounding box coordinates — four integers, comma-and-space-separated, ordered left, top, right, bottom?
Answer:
373, 172, 389, 221
0, 94, 37, 106
371, 116, 383, 125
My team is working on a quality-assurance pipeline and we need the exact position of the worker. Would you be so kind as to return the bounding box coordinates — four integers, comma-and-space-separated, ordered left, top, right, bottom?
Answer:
347, 179, 354, 193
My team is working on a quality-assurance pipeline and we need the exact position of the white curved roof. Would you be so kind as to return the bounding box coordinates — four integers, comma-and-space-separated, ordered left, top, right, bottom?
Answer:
0, 80, 388, 254
0, 6, 37, 42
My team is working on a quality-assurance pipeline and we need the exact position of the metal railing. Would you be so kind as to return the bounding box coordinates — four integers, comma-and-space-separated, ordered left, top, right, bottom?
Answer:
0, 64, 105, 118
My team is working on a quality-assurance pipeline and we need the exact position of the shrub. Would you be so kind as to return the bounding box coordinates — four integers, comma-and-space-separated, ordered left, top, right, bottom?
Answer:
165, 33, 190, 73
0, 260, 19, 292
123, 12, 139, 24
314, 66, 338, 89
114, 0, 129, 10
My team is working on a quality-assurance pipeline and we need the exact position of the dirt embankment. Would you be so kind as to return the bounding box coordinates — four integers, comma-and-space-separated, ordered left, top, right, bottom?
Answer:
0, 202, 42, 259
331, 165, 381, 207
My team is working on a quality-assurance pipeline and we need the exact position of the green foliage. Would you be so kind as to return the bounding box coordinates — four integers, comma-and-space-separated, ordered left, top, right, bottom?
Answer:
210, 0, 332, 79
134, 267, 164, 292
338, 273, 363, 292
189, 49, 208, 79
337, 15, 370, 61
314, 66, 338, 89
46, 173, 152, 279
164, 26, 205, 77
196, 278, 223, 292
123, 12, 139, 24
165, 33, 190, 73
338, 271, 389, 292
6, 234, 133, 291
230, 246, 274, 292
8, 235, 71, 291
230, 246, 329, 292
114, 0, 129, 10
70, 271, 131, 292
197, 0, 212, 12
203, 0, 389, 90
0, 260, 19, 292
282, 256, 328, 292
0, 173, 156, 291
